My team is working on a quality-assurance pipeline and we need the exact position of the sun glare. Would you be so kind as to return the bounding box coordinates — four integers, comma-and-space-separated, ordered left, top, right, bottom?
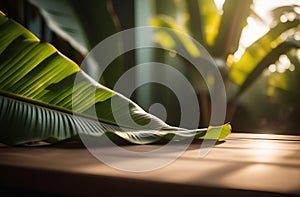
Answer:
234, 0, 300, 62
214, 0, 225, 12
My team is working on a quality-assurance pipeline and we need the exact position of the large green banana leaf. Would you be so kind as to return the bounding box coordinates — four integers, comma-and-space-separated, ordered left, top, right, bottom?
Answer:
0, 11, 231, 145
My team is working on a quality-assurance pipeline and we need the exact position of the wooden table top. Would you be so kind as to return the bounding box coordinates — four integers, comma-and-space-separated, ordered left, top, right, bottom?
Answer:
0, 133, 299, 196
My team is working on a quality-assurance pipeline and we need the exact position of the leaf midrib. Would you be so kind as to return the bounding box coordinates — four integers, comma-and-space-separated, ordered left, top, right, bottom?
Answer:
0, 89, 121, 127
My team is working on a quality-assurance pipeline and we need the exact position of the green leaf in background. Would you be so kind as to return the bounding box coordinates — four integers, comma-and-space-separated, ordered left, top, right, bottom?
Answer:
28, 0, 122, 87
151, 1, 300, 98
151, 15, 201, 57
229, 18, 300, 89
233, 39, 300, 98
152, 0, 252, 58
196, 0, 221, 47
211, 0, 253, 59
267, 49, 300, 105
0, 11, 231, 145
28, 0, 120, 54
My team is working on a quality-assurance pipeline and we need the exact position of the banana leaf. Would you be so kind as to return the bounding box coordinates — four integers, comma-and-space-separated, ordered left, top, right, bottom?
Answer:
150, 15, 201, 57
185, 0, 205, 45
234, 39, 300, 98
271, 5, 300, 21
0, 11, 231, 145
229, 18, 300, 88
267, 49, 300, 105
28, 0, 119, 55
196, 0, 222, 47
28, 0, 122, 87
211, 0, 253, 58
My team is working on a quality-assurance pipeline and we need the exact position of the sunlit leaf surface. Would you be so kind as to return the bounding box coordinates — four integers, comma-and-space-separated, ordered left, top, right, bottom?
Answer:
0, 12, 230, 145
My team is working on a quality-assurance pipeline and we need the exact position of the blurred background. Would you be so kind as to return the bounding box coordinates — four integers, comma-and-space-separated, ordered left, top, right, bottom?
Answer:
0, 0, 299, 134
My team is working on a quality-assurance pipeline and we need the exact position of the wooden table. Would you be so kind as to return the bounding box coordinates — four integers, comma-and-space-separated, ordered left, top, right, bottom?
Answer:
0, 133, 299, 196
